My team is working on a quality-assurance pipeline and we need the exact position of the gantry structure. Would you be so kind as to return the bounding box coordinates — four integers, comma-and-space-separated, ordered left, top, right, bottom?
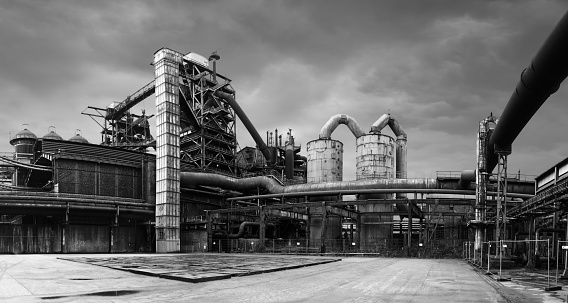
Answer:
83, 50, 238, 176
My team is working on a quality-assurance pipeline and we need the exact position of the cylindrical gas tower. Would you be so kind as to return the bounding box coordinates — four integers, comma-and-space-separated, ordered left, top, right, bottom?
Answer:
356, 132, 396, 250
356, 134, 395, 180
306, 139, 343, 183
10, 127, 37, 186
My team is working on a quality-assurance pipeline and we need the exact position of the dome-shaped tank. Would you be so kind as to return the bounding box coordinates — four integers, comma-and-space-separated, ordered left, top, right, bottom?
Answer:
42, 127, 63, 141
10, 128, 37, 142
306, 139, 343, 183
69, 133, 89, 144
10, 127, 37, 163
356, 134, 395, 180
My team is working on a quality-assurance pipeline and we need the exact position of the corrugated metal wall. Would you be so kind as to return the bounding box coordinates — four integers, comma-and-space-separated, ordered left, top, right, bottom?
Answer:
55, 159, 142, 198
0, 225, 61, 253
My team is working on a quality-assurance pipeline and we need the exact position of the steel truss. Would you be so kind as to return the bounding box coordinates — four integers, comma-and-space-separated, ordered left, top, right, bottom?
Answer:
178, 58, 237, 175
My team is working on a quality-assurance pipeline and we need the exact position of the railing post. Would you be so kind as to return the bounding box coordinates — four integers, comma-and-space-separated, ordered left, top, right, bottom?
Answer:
499, 240, 503, 279
557, 240, 560, 285
487, 241, 491, 274
548, 238, 551, 288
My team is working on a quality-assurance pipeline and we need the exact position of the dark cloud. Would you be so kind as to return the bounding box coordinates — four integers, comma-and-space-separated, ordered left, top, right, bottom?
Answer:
0, 0, 567, 180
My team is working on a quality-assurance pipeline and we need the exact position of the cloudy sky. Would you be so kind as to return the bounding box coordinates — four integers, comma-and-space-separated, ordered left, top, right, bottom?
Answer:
1, 0, 568, 180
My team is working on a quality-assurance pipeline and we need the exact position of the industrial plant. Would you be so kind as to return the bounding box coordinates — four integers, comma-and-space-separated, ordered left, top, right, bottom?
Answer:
1, 11, 568, 279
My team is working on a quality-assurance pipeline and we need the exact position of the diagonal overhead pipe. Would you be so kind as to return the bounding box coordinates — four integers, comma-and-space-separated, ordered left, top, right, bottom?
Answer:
214, 91, 274, 164
487, 10, 568, 173
319, 114, 365, 139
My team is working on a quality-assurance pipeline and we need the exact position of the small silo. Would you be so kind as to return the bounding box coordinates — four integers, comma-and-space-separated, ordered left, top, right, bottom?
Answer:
10, 127, 37, 186
306, 139, 343, 183
355, 134, 395, 180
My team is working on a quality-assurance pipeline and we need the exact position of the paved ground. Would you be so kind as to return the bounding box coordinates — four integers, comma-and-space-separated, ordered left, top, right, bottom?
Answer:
0, 253, 562, 302
480, 265, 568, 302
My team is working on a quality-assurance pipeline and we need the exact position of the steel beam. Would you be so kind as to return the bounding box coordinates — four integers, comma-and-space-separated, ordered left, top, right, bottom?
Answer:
326, 206, 358, 219
266, 209, 309, 220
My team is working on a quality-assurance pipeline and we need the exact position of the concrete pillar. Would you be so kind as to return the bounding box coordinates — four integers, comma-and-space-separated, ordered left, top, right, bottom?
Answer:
110, 208, 118, 253
62, 208, 68, 253
154, 48, 182, 253
320, 202, 327, 253
61, 224, 67, 253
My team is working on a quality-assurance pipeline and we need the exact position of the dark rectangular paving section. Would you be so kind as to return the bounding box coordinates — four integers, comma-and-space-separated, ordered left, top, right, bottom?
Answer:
59, 254, 341, 283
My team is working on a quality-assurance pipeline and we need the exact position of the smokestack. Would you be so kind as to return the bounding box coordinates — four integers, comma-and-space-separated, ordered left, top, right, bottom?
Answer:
208, 51, 220, 82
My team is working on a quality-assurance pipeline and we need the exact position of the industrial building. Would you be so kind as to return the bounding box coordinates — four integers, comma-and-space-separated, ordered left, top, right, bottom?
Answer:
1, 9, 568, 270
0, 47, 535, 257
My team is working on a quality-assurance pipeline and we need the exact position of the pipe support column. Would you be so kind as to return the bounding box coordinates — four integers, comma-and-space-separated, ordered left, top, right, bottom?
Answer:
320, 202, 327, 253
259, 206, 266, 252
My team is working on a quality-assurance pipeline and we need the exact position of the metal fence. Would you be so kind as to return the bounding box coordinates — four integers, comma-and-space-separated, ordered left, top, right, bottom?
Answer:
182, 238, 466, 259
464, 239, 563, 291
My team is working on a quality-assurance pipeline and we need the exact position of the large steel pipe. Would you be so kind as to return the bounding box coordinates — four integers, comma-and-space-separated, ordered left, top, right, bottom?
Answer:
181, 172, 533, 197
319, 114, 365, 139
214, 91, 274, 164
487, 10, 568, 172
182, 172, 437, 194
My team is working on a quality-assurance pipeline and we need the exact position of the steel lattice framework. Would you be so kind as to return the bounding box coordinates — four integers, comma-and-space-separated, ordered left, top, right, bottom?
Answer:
178, 57, 237, 176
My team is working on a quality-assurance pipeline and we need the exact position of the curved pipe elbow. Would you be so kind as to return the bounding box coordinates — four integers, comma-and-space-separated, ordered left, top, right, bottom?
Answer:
228, 222, 276, 239
370, 114, 407, 140
389, 117, 407, 140
180, 172, 285, 194
319, 114, 365, 139
458, 170, 476, 189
